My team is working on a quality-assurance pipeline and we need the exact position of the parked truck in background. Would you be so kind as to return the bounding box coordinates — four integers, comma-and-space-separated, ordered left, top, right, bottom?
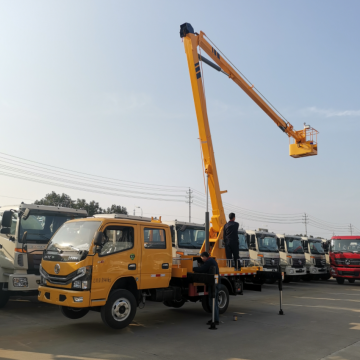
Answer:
162, 220, 205, 257
0, 203, 87, 308
276, 234, 306, 283
238, 230, 251, 268
330, 236, 360, 284
246, 229, 280, 284
301, 237, 329, 280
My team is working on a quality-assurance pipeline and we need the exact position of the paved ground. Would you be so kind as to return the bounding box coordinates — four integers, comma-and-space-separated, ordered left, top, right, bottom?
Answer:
0, 279, 360, 360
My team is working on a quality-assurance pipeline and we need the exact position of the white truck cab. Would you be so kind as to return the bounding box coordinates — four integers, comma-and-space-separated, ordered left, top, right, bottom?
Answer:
246, 229, 280, 283
0, 203, 87, 308
276, 234, 306, 282
301, 237, 329, 280
162, 220, 205, 257
238, 230, 251, 268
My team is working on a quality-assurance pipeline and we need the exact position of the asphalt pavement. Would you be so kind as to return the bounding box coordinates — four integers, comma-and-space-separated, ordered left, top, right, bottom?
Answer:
0, 279, 360, 360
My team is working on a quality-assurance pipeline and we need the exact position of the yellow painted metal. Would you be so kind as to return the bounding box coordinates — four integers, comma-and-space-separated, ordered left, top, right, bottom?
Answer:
289, 142, 318, 158
39, 218, 173, 307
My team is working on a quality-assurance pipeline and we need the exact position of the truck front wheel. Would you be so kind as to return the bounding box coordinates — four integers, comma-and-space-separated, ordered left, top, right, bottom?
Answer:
336, 278, 345, 284
60, 306, 89, 319
0, 288, 9, 309
348, 279, 355, 284
101, 289, 137, 329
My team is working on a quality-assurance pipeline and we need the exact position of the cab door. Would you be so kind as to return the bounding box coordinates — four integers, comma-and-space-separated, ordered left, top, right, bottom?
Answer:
139, 226, 171, 289
91, 223, 140, 302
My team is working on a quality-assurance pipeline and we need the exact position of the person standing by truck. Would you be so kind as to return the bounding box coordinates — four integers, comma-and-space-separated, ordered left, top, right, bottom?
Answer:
193, 252, 220, 325
223, 213, 240, 269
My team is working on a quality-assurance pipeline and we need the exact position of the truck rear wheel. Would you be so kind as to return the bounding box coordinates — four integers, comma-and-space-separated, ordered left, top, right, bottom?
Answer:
336, 278, 345, 284
60, 306, 89, 319
0, 288, 9, 309
164, 299, 186, 308
201, 284, 229, 315
348, 279, 355, 284
101, 289, 136, 329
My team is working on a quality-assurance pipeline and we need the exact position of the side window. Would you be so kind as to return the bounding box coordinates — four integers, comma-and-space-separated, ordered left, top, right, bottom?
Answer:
144, 228, 166, 249
302, 240, 309, 253
100, 226, 134, 256
250, 235, 256, 249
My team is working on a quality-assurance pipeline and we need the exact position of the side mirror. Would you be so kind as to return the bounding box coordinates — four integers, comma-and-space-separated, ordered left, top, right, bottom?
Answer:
1, 211, 13, 228
94, 231, 104, 246
22, 208, 30, 220
22, 231, 28, 243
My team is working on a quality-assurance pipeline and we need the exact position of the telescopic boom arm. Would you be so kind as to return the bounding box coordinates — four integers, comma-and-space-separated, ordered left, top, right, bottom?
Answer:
180, 23, 319, 260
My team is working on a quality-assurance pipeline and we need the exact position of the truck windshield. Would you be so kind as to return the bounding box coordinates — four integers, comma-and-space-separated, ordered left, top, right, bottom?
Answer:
19, 214, 78, 242
238, 233, 248, 250
46, 221, 101, 252
309, 241, 324, 254
331, 239, 360, 253
257, 235, 278, 252
285, 237, 304, 254
177, 226, 205, 249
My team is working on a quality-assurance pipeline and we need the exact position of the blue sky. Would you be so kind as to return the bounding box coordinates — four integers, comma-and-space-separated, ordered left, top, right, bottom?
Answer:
0, 1, 359, 237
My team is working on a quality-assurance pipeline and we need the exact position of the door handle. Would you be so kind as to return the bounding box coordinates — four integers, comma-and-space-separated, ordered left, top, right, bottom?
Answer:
162, 263, 169, 269
128, 264, 136, 270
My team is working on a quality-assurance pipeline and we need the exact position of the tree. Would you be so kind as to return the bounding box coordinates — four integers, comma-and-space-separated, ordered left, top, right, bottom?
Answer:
35, 192, 128, 217
105, 204, 127, 215
35, 191, 74, 208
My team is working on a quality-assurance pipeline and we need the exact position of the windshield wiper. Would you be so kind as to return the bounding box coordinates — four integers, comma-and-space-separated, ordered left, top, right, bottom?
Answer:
47, 246, 63, 254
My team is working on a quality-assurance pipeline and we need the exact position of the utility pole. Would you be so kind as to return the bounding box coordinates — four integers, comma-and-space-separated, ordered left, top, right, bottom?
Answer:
303, 213, 308, 236
186, 188, 193, 222
350, 223, 353, 236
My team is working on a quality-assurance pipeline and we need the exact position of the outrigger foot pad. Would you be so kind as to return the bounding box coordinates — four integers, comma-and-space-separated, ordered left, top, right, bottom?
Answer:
209, 322, 218, 330
279, 310, 284, 315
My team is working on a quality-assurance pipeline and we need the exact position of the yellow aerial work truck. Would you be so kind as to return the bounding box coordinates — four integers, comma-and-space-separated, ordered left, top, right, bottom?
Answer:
38, 214, 261, 329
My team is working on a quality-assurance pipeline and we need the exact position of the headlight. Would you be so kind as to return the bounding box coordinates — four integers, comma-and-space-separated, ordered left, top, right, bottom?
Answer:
13, 277, 28, 287
72, 266, 92, 290
289, 269, 294, 274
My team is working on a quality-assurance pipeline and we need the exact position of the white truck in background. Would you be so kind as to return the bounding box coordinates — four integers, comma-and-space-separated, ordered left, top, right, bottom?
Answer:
238, 229, 251, 268
301, 236, 330, 280
276, 234, 306, 283
0, 203, 87, 308
163, 220, 206, 257
246, 229, 280, 284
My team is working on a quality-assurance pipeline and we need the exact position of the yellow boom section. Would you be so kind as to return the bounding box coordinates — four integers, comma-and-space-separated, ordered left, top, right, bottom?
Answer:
182, 23, 318, 159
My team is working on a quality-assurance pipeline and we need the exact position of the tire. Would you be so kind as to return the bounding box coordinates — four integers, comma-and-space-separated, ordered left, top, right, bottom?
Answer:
164, 299, 186, 308
302, 274, 312, 282
218, 284, 230, 314
348, 279, 355, 284
336, 277, 345, 285
283, 275, 292, 283
60, 306, 89, 319
201, 284, 230, 315
101, 289, 137, 330
321, 274, 331, 281
0, 288, 9, 309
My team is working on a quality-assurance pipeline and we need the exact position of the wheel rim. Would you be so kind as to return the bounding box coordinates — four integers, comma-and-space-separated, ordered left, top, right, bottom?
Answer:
218, 290, 227, 309
112, 297, 131, 322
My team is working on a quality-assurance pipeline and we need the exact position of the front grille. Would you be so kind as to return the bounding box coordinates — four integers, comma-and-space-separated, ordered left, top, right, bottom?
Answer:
264, 258, 279, 268
27, 254, 43, 275
336, 259, 360, 266
315, 258, 326, 268
292, 258, 305, 268
40, 267, 78, 285
338, 271, 359, 276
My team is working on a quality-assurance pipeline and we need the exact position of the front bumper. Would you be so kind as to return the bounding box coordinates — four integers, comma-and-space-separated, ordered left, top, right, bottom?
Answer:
38, 286, 91, 307
331, 266, 360, 279
307, 266, 327, 275
284, 266, 306, 276
7, 274, 40, 291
